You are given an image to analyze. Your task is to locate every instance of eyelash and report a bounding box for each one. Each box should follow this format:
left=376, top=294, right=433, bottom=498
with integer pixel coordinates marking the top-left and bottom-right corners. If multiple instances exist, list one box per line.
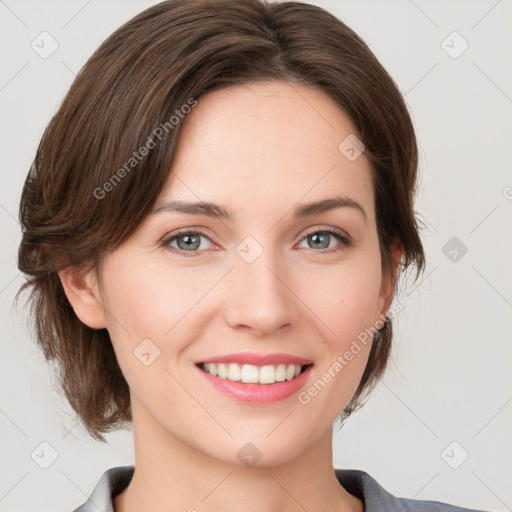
left=161, top=227, right=353, bottom=258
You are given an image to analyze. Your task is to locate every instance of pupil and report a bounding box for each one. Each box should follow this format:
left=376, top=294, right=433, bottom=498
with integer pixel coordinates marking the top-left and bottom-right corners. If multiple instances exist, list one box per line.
left=309, top=233, right=329, bottom=249
left=178, top=234, right=200, bottom=250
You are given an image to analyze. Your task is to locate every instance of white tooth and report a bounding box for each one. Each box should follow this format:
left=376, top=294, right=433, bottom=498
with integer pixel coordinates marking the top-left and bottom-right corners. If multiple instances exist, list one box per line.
left=227, top=363, right=241, bottom=381
left=204, top=362, right=218, bottom=376
left=285, top=364, right=296, bottom=381
left=259, top=365, right=277, bottom=384
left=240, top=364, right=259, bottom=383
left=217, top=363, right=228, bottom=379
left=275, top=364, right=286, bottom=382
left=205, top=362, right=304, bottom=384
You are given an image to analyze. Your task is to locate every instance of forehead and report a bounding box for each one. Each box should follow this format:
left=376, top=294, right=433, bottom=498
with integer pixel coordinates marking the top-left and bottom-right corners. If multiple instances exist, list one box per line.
left=158, top=80, right=374, bottom=220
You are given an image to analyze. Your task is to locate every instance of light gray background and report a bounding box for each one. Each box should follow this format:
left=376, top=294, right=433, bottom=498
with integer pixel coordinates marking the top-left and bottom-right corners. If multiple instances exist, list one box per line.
left=1, top=1, right=511, bottom=511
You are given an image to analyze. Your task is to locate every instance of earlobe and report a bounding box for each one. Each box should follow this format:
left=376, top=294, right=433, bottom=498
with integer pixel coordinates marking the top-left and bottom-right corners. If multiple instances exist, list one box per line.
left=58, top=267, right=107, bottom=329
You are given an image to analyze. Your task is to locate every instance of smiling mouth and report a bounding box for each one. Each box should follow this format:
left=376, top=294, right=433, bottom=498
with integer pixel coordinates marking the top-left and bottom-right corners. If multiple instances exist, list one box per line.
left=197, top=362, right=314, bottom=385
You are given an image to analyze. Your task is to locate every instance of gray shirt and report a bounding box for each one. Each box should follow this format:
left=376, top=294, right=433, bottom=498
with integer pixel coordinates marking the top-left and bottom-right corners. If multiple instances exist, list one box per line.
left=72, top=465, right=490, bottom=512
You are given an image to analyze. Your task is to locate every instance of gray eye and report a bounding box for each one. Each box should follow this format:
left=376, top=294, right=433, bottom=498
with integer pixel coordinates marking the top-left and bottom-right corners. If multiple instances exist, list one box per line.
left=298, top=231, right=341, bottom=250
left=307, top=232, right=331, bottom=249
left=176, top=234, right=201, bottom=251
left=167, top=232, right=213, bottom=252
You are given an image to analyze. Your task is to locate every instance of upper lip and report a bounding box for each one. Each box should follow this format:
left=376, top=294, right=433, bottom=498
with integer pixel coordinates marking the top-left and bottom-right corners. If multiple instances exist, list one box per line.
left=197, top=352, right=314, bottom=366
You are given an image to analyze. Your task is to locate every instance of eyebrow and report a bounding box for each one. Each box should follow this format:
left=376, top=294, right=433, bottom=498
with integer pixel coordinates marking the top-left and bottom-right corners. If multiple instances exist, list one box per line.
left=151, top=195, right=367, bottom=222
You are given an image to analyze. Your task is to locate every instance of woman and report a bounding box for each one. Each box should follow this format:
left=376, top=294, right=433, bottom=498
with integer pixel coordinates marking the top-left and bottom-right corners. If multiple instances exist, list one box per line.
left=16, top=1, right=490, bottom=510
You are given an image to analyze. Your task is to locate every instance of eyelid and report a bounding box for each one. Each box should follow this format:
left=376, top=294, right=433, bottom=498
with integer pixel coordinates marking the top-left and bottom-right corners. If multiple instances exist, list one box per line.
left=160, top=227, right=214, bottom=244
left=298, top=225, right=351, bottom=243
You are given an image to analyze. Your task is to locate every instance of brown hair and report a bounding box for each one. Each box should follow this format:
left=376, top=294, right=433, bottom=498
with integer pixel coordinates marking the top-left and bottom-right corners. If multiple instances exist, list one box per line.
left=16, top=0, right=425, bottom=442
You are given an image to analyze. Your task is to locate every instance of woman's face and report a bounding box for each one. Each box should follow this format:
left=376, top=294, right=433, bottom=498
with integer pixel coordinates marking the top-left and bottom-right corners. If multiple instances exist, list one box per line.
left=89, top=80, right=396, bottom=466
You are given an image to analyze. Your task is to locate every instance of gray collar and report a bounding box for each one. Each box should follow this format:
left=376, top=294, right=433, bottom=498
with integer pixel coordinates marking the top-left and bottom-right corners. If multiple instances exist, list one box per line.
left=73, top=465, right=487, bottom=512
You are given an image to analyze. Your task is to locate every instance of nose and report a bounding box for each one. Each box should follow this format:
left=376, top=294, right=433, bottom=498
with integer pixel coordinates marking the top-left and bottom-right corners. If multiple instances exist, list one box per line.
left=222, top=249, right=299, bottom=336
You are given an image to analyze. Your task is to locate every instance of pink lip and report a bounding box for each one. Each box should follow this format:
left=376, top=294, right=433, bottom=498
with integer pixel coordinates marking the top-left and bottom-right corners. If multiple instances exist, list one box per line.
left=197, top=352, right=313, bottom=366
left=196, top=364, right=314, bottom=403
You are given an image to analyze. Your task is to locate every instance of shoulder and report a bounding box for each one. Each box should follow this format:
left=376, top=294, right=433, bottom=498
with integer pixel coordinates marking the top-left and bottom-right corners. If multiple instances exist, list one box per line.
left=72, top=466, right=134, bottom=512
left=335, top=468, right=491, bottom=512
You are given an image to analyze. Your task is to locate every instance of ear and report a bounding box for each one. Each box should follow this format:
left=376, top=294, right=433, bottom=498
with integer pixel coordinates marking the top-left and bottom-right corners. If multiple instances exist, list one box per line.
left=58, top=266, right=107, bottom=329
left=377, top=239, right=404, bottom=318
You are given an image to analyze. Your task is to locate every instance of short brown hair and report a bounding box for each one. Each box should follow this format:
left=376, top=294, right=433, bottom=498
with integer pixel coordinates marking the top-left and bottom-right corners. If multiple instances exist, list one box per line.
left=16, top=0, right=425, bottom=442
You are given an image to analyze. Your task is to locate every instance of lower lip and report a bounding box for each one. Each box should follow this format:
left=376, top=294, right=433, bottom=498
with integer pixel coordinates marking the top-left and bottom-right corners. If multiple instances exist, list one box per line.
left=196, top=364, right=314, bottom=403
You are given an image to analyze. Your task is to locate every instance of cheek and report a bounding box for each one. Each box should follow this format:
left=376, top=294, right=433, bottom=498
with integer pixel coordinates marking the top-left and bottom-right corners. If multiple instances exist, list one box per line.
left=292, top=251, right=382, bottom=403
left=99, top=254, right=224, bottom=362
left=296, top=253, right=383, bottom=344
left=97, top=258, right=210, bottom=410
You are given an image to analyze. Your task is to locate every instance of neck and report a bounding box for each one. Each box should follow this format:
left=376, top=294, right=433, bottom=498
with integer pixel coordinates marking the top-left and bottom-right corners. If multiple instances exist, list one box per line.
left=114, top=397, right=363, bottom=512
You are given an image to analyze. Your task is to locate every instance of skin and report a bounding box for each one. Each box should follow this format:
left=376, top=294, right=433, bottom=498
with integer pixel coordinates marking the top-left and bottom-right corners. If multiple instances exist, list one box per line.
left=60, top=80, right=403, bottom=512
